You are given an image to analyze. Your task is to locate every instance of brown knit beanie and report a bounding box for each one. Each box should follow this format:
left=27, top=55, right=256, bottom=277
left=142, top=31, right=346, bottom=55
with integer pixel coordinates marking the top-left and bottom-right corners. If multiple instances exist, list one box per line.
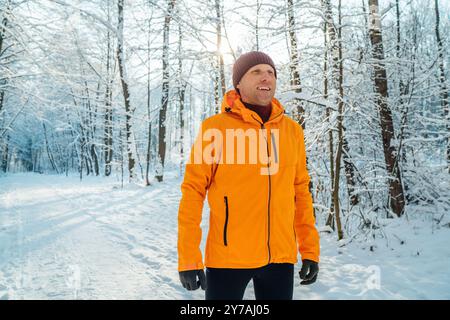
left=232, top=51, right=277, bottom=91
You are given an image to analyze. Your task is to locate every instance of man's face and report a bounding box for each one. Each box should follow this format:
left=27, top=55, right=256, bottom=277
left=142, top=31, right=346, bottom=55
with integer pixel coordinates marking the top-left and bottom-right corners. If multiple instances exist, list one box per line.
left=237, top=64, right=276, bottom=107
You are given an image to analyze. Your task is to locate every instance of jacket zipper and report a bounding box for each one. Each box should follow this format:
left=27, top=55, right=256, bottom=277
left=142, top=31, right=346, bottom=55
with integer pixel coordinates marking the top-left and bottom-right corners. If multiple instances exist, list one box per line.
left=251, top=114, right=274, bottom=264
left=223, top=196, right=229, bottom=246
left=271, top=131, right=278, bottom=163
left=262, top=122, right=272, bottom=264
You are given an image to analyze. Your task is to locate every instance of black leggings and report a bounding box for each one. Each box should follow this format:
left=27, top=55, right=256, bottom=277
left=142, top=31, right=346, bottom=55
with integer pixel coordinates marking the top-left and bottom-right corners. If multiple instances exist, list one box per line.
left=205, top=263, right=294, bottom=300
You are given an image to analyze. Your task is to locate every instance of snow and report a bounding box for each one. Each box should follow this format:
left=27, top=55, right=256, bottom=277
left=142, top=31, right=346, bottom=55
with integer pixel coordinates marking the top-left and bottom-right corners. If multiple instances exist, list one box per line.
left=0, top=172, right=449, bottom=300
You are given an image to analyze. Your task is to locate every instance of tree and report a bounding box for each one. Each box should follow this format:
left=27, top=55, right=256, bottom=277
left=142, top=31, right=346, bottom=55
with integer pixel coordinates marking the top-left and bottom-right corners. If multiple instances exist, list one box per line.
left=156, top=0, right=176, bottom=183
left=286, top=0, right=305, bottom=128
left=367, top=0, right=405, bottom=217
left=213, top=0, right=226, bottom=114
left=321, top=0, right=344, bottom=239
left=434, top=0, right=449, bottom=173
left=0, top=0, right=11, bottom=172
left=117, top=0, right=135, bottom=182
left=104, top=0, right=114, bottom=177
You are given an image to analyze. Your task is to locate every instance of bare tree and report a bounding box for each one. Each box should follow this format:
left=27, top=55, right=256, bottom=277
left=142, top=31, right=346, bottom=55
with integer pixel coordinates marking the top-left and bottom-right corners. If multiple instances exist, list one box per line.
left=156, top=0, right=176, bottom=182
left=1, top=134, right=8, bottom=172
left=145, top=18, right=153, bottom=186
left=368, top=0, right=405, bottom=217
left=104, top=0, right=114, bottom=177
left=286, top=0, right=305, bottom=128
left=117, top=0, right=135, bottom=182
left=255, top=0, right=261, bottom=51
left=213, top=0, right=226, bottom=114
left=323, top=20, right=336, bottom=230
left=0, top=0, right=10, bottom=171
left=321, top=0, right=344, bottom=239
left=176, top=21, right=193, bottom=176
left=337, top=2, right=358, bottom=206
left=434, top=0, right=449, bottom=173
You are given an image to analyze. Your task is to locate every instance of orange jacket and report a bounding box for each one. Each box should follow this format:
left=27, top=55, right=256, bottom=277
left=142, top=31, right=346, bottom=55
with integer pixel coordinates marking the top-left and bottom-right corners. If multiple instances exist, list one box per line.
left=178, top=90, right=319, bottom=271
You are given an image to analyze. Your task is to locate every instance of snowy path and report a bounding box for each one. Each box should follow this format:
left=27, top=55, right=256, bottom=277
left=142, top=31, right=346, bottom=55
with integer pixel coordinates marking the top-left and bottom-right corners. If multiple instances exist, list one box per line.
left=0, top=173, right=190, bottom=299
left=0, top=173, right=449, bottom=299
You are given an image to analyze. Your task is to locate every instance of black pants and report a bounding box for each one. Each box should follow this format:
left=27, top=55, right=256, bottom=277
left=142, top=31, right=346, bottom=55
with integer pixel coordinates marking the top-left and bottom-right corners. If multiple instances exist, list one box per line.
left=205, top=263, right=294, bottom=300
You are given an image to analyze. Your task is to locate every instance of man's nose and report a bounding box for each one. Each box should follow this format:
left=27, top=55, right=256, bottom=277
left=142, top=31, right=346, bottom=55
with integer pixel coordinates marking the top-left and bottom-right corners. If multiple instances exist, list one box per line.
left=260, top=73, right=270, bottom=82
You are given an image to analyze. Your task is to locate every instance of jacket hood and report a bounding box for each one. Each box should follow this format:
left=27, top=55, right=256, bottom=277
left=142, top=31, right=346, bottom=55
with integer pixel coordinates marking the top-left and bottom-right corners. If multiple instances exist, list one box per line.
left=220, top=90, right=285, bottom=124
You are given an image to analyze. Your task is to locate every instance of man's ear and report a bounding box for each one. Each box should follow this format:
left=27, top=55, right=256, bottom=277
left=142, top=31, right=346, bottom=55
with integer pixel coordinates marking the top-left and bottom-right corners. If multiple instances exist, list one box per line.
left=236, top=82, right=241, bottom=90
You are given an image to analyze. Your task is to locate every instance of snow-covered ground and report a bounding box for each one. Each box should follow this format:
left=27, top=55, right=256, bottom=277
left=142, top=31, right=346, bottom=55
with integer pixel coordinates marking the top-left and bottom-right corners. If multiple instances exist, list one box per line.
left=0, top=172, right=449, bottom=300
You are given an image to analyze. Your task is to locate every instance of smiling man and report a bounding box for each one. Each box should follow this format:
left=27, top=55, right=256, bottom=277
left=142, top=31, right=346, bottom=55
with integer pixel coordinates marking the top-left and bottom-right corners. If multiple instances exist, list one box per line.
left=178, top=51, right=320, bottom=300
left=233, top=52, right=277, bottom=122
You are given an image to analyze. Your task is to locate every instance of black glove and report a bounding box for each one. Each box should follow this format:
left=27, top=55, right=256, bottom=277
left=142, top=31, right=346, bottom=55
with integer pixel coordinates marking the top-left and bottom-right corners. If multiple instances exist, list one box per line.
left=179, top=269, right=207, bottom=291
left=299, top=259, right=319, bottom=285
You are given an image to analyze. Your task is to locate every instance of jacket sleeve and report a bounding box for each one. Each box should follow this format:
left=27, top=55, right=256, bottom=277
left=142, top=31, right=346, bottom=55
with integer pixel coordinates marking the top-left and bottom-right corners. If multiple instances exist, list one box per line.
left=177, top=121, right=217, bottom=271
left=294, top=125, right=320, bottom=263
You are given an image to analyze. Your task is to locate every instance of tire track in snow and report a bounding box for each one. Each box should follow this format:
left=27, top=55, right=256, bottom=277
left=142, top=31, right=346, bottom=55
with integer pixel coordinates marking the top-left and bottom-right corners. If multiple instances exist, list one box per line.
left=1, top=176, right=160, bottom=298
left=37, top=176, right=191, bottom=298
left=85, top=182, right=191, bottom=298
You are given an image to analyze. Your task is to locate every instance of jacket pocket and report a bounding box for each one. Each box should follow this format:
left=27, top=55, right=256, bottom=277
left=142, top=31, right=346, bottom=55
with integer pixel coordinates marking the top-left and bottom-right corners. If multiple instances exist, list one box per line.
left=223, top=196, right=229, bottom=246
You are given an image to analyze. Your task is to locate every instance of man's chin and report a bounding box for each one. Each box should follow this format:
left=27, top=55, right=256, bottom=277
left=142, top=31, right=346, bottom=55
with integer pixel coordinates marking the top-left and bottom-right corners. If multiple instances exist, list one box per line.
left=255, top=97, right=273, bottom=106
left=254, top=91, right=272, bottom=101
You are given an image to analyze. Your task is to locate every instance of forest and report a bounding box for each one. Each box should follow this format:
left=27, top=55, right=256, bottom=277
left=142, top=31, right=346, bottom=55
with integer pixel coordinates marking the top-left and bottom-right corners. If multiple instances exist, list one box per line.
left=1, top=0, right=449, bottom=259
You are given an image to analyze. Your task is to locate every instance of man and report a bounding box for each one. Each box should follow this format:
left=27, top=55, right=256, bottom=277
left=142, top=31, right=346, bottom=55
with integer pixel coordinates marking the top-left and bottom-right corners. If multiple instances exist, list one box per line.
left=178, top=51, right=320, bottom=300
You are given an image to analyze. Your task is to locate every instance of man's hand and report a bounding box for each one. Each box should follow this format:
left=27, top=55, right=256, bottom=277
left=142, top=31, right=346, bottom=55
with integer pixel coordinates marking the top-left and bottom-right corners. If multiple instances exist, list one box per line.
left=299, top=259, right=319, bottom=285
left=179, top=269, right=207, bottom=291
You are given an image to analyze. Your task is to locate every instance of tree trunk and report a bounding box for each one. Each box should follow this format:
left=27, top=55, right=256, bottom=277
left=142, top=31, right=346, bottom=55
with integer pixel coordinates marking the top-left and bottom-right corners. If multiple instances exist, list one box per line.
left=434, top=0, right=449, bottom=173
left=104, top=75, right=113, bottom=176
left=323, top=21, right=335, bottom=230
left=85, top=80, right=99, bottom=176
left=117, top=0, right=135, bottom=182
left=214, top=0, right=226, bottom=114
left=156, top=0, right=176, bottom=182
left=395, top=0, right=409, bottom=165
left=119, top=129, right=124, bottom=188
left=0, top=1, right=8, bottom=56
left=104, top=1, right=114, bottom=177
left=322, top=0, right=344, bottom=239
left=145, top=116, right=152, bottom=186
left=368, top=0, right=405, bottom=217
left=395, top=0, right=401, bottom=59
left=81, top=120, right=92, bottom=176
left=287, top=0, right=305, bottom=128
left=0, top=90, right=4, bottom=114
left=1, top=133, right=8, bottom=172
left=145, top=20, right=152, bottom=186
left=51, top=130, right=65, bottom=173
left=42, top=122, right=59, bottom=174
left=255, top=0, right=261, bottom=51
left=336, top=2, right=358, bottom=206
left=0, top=1, right=8, bottom=135
left=178, top=22, right=186, bottom=176
left=80, top=86, right=93, bottom=176
left=342, top=126, right=359, bottom=205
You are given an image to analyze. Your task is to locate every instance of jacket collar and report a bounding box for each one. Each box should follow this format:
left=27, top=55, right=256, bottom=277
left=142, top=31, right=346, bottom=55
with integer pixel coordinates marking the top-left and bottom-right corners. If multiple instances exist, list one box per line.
left=221, top=90, right=285, bottom=125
